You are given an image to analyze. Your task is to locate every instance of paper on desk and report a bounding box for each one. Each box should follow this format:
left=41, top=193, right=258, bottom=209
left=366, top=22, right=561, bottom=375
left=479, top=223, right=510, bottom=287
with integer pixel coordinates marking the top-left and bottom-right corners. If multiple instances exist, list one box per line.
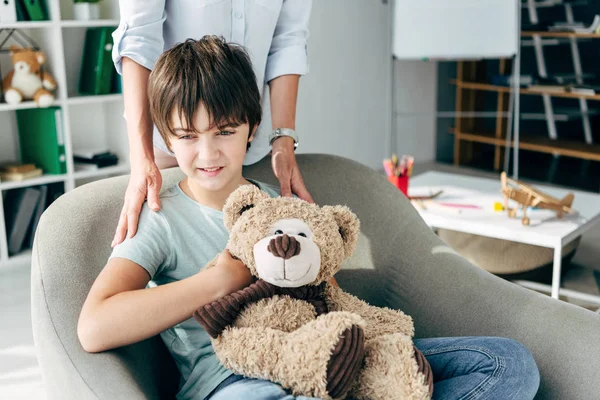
left=408, top=185, right=574, bottom=223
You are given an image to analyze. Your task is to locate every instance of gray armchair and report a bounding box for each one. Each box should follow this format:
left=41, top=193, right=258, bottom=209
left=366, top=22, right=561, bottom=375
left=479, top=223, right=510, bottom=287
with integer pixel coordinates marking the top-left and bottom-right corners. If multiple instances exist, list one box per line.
left=32, top=154, right=600, bottom=399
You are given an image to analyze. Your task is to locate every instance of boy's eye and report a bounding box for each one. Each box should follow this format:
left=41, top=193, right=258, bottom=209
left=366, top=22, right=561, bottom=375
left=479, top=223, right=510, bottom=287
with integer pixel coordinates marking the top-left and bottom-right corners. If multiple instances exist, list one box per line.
left=218, top=130, right=235, bottom=136
left=178, top=135, right=194, bottom=140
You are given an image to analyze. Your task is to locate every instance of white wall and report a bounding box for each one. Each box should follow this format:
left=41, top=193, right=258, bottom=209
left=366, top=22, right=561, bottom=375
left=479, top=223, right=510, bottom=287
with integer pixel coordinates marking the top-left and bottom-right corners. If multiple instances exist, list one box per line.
left=393, top=60, right=438, bottom=163
left=295, top=0, right=392, bottom=171
left=295, top=1, right=438, bottom=170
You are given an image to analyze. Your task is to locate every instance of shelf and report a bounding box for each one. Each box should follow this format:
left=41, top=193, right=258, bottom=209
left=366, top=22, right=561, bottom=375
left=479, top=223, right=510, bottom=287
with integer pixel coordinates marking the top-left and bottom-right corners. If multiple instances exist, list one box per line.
left=1, top=19, right=119, bottom=29
left=450, top=128, right=600, bottom=162
left=0, top=21, right=53, bottom=29
left=521, top=37, right=594, bottom=46
left=0, top=1, right=127, bottom=268
left=0, top=101, right=62, bottom=112
left=452, top=80, right=600, bottom=101
left=0, top=174, right=68, bottom=191
left=67, top=94, right=123, bottom=105
left=60, top=20, right=119, bottom=28
left=521, top=0, right=588, bottom=7
left=0, top=95, right=121, bottom=111
left=522, top=108, right=600, bottom=121
left=522, top=31, right=600, bottom=39
left=73, top=163, right=129, bottom=180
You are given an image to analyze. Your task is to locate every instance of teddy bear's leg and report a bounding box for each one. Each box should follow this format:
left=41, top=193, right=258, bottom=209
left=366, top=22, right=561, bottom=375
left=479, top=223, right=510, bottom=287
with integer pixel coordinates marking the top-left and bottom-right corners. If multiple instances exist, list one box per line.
left=352, top=333, right=431, bottom=400
left=4, top=87, right=23, bottom=105
left=33, top=88, right=54, bottom=108
left=213, top=311, right=365, bottom=400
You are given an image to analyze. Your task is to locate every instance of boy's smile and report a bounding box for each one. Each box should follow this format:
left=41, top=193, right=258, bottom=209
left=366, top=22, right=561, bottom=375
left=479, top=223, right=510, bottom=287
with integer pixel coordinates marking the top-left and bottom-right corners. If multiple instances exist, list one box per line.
left=169, top=103, right=255, bottom=210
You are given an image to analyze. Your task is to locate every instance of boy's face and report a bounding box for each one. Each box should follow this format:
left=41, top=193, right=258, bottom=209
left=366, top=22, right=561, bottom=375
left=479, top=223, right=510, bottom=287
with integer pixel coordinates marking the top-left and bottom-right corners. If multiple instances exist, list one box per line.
left=169, top=103, right=254, bottom=194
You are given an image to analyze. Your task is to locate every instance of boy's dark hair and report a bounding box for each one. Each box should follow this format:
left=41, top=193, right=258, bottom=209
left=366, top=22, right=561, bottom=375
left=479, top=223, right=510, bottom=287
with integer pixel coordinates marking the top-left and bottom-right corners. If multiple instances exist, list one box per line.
left=148, top=36, right=262, bottom=151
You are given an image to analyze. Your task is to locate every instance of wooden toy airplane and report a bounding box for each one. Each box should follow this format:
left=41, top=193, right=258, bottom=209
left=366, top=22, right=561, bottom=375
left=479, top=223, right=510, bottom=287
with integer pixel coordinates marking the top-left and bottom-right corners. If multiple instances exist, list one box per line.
left=500, top=172, right=576, bottom=226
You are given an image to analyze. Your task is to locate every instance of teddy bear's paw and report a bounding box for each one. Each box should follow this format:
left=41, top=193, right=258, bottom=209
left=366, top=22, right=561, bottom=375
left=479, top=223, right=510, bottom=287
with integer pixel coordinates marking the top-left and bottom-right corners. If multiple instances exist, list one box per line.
left=35, top=92, right=54, bottom=108
left=352, top=334, right=431, bottom=400
left=4, top=89, right=22, bottom=104
left=43, top=79, right=56, bottom=90
left=326, top=324, right=365, bottom=399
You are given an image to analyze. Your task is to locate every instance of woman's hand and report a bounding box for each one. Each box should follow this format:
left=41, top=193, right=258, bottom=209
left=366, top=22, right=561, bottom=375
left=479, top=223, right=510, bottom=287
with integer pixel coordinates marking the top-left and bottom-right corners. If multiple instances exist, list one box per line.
left=271, top=137, right=314, bottom=203
left=112, top=157, right=163, bottom=247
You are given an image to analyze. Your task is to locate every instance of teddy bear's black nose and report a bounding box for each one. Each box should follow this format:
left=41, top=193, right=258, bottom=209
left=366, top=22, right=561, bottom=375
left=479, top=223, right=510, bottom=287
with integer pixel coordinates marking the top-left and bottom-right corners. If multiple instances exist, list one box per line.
left=268, top=234, right=301, bottom=260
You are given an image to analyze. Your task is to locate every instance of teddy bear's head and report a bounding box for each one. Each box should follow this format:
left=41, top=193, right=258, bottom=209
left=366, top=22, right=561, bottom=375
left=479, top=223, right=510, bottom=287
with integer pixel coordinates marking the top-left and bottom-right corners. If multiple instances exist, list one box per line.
left=9, top=46, right=46, bottom=76
left=223, top=185, right=360, bottom=288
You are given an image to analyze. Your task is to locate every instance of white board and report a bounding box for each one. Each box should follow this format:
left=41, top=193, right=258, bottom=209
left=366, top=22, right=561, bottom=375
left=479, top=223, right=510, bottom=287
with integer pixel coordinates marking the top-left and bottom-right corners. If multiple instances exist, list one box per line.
left=393, top=0, right=519, bottom=60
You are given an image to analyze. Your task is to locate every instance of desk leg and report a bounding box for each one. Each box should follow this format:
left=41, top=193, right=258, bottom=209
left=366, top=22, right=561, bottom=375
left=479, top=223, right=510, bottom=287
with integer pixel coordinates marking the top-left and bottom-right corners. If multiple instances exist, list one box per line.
left=551, top=246, right=562, bottom=300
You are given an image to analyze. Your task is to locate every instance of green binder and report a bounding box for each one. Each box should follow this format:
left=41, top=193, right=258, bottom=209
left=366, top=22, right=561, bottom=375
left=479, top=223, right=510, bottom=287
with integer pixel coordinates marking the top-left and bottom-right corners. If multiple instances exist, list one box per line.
left=16, top=107, right=67, bottom=175
left=16, top=0, right=29, bottom=21
left=21, top=0, right=48, bottom=21
left=79, top=27, right=116, bottom=95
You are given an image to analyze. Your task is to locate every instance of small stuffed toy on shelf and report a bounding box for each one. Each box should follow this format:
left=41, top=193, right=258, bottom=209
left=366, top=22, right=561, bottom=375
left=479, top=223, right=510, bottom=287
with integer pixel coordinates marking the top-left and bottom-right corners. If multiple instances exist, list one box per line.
left=195, top=185, right=434, bottom=400
left=2, top=45, right=57, bottom=107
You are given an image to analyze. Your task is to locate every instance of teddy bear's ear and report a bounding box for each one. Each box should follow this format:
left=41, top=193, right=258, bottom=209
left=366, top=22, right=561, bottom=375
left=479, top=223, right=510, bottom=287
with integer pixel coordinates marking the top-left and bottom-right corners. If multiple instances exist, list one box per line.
left=9, top=46, right=21, bottom=56
left=35, top=52, right=46, bottom=65
left=322, top=205, right=360, bottom=258
left=223, top=184, right=269, bottom=231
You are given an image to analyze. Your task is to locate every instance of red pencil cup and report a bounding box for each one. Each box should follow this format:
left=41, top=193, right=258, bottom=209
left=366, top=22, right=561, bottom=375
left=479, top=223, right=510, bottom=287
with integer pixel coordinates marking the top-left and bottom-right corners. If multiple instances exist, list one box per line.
left=388, top=175, right=409, bottom=196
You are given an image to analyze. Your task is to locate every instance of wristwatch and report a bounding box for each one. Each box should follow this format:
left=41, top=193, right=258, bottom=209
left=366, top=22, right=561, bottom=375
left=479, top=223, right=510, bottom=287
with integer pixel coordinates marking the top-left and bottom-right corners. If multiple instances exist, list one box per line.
left=269, top=128, right=298, bottom=150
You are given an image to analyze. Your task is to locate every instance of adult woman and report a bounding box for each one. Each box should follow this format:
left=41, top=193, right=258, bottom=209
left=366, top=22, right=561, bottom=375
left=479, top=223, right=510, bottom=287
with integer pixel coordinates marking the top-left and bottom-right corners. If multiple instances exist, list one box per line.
left=111, top=0, right=314, bottom=247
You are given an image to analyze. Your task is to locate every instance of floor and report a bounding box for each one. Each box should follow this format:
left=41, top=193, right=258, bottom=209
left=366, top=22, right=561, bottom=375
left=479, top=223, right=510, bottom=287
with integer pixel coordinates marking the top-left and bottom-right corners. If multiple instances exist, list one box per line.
left=0, top=162, right=598, bottom=399
left=0, top=261, right=45, bottom=400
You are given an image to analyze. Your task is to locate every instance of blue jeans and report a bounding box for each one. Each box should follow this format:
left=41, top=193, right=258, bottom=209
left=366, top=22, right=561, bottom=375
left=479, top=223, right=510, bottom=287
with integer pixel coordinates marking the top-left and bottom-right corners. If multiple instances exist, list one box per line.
left=207, top=336, right=540, bottom=400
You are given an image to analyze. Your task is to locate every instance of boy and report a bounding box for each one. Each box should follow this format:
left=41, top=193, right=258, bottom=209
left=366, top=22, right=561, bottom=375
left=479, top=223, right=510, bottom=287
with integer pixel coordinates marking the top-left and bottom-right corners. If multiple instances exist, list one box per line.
left=78, top=36, right=321, bottom=400
left=78, top=36, right=539, bottom=400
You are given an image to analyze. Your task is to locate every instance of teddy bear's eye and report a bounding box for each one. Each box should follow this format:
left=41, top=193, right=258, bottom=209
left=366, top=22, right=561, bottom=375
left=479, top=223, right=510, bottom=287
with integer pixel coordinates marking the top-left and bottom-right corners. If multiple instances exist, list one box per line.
left=275, top=229, right=284, bottom=235
left=298, top=232, right=307, bottom=238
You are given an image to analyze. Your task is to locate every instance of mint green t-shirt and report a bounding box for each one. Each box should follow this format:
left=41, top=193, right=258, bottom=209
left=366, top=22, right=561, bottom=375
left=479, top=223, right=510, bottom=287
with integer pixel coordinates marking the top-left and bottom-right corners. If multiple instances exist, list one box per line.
left=110, top=180, right=280, bottom=400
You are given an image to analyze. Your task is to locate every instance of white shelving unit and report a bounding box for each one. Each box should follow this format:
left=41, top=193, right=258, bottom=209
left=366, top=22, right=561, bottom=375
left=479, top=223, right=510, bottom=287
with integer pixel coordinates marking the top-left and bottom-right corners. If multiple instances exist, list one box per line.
left=0, top=0, right=129, bottom=268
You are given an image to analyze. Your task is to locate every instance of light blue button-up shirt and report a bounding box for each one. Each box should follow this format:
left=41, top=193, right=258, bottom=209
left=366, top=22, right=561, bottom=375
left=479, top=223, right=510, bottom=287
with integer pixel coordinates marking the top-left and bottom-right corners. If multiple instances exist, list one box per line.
left=112, top=0, right=312, bottom=165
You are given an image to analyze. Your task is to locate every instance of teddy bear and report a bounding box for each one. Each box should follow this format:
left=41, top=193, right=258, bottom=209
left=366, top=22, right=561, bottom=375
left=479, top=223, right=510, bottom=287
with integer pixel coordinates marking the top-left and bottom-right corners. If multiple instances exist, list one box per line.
left=2, top=46, right=56, bottom=107
left=194, top=185, right=433, bottom=400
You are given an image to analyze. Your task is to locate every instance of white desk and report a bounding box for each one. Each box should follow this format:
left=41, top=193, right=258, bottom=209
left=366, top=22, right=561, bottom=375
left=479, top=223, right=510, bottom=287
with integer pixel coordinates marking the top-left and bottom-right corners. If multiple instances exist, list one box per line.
left=409, top=171, right=600, bottom=304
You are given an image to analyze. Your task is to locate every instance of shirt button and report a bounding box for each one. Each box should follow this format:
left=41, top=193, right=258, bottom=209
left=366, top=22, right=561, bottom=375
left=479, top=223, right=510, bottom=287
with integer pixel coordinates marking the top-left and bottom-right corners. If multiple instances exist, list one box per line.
left=234, top=11, right=243, bottom=19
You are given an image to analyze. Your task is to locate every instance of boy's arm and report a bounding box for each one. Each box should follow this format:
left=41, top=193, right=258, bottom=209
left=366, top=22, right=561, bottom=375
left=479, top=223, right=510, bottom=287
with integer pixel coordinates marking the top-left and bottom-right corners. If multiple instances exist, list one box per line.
left=77, top=251, right=251, bottom=353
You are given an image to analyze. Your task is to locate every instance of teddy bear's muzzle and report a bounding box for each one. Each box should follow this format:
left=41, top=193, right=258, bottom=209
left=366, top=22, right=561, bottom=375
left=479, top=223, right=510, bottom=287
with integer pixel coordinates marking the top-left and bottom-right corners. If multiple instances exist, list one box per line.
left=267, top=234, right=301, bottom=260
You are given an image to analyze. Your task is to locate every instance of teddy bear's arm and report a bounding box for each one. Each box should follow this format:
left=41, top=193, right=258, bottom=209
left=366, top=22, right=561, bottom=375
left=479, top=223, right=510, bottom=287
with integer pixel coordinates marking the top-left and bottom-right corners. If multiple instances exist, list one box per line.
left=194, top=280, right=276, bottom=338
left=325, top=283, right=414, bottom=339
left=41, top=72, right=56, bottom=90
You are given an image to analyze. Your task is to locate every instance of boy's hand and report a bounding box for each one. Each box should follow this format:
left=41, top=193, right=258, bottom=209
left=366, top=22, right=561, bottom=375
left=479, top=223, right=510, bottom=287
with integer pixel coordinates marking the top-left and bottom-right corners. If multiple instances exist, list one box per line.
left=214, top=250, right=254, bottom=294
left=271, top=137, right=314, bottom=203
left=112, top=159, right=162, bottom=247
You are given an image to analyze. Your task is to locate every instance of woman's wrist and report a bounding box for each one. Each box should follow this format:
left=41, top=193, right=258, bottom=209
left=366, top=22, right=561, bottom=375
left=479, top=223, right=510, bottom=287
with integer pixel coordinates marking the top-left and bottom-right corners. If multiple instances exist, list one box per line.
left=128, top=132, right=156, bottom=163
left=270, top=136, right=296, bottom=153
